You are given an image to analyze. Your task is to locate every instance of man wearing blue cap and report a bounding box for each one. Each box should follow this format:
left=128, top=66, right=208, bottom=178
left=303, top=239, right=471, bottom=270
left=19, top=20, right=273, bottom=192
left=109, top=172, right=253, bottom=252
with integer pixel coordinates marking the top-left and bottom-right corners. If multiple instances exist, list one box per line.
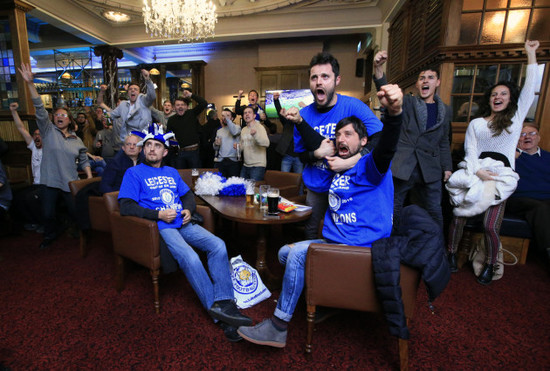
left=118, top=124, right=252, bottom=341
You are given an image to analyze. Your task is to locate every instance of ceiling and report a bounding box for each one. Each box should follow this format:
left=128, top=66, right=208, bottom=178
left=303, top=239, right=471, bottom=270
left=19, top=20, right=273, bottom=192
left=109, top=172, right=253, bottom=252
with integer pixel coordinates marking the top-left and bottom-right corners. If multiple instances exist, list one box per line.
left=21, top=0, right=404, bottom=69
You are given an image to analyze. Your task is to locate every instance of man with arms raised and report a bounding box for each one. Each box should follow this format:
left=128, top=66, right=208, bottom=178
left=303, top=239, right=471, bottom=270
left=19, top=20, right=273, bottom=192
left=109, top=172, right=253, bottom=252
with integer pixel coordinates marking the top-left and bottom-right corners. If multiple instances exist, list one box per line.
left=239, top=106, right=270, bottom=180
left=98, top=69, right=156, bottom=142
left=237, top=84, right=403, bottom=347
left=295, top=52, right=383, bottom=239
left=118, top=126, right=251, bottom=341
left=167, top=90, right=208, bottom=169
left=373, top=51, right=452, bottom=231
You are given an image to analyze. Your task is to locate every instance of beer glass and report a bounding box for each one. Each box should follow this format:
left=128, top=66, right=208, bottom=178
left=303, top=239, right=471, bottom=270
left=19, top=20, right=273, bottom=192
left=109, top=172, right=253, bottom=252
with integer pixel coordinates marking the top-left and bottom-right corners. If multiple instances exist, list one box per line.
left=267, top=187, right=280, bottom=214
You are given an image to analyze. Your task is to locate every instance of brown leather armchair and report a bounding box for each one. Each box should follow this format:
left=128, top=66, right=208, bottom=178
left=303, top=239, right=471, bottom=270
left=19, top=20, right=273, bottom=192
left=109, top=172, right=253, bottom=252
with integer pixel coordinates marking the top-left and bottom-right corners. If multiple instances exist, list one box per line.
left=103, top=191, right=215, bottom=314
left=69, top=177, right=110, bottom=257
left=262, top=170, right=303, bottom=200
left=305, top=243, right=420, bottom=371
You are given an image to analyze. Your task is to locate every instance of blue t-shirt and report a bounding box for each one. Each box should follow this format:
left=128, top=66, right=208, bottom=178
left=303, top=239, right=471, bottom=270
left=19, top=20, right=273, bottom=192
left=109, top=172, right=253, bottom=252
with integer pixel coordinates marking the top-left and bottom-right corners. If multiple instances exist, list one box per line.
left=118, top=163, right=190, bottom=230
left=322, top=154, right=394, bottom=247
left=295, top=94, right=383, bottom=192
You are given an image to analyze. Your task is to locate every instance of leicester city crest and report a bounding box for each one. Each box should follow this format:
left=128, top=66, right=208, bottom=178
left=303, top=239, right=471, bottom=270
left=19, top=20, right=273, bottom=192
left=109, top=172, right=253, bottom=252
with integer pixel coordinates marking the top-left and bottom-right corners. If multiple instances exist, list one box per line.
left=159, top=188, right=176, bottom=206
left=232, top=265, right=258, bottom=294
left=328, top=190, right=341, bottom=212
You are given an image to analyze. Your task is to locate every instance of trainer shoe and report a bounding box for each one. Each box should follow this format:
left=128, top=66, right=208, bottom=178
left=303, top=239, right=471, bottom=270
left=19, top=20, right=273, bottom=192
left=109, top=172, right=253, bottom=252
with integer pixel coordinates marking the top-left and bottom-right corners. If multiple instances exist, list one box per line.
left=208, top=300, right=253, bottom=327
left=237, top=319, right=287, bottom=348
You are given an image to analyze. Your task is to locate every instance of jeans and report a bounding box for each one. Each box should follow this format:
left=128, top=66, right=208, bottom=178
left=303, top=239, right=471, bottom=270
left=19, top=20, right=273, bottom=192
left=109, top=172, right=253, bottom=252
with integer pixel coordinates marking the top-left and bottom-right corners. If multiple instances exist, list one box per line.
left=159, top=223, right=234, bottom=310
left=281, top=155, right=303, bottom=173
left=78, top=159, right=107, bottom=176
left=240, top=166, right=266, bottom=181
left=393, top=165, right=444, bottom=233
left=274, top=239, right=326, bottom=322
left=176, top=149, right=201, bottom=169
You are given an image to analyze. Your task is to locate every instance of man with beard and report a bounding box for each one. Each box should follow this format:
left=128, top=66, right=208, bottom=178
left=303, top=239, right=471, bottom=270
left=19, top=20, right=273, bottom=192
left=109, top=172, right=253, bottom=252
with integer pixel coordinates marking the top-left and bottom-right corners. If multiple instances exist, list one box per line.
left=98, top=69, right=156, bottom=142
left=9, top=102, right=43, bottom=231
left=118, top=125, right=252, bottom=342
left=294, top=52, right=383, bottom=239
left=237, top=84, right=403, bottom=347
left=373, top=51, right=452, bottom=232
left=507, top=124, right=550, bottom=265
left=167, top=90, right=208, bottom=169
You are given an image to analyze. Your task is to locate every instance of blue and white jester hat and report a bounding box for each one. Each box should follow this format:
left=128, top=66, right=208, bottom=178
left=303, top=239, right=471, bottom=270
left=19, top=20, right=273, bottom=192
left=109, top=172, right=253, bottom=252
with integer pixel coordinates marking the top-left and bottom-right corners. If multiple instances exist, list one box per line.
left=132, top=123, right=177, bottom=148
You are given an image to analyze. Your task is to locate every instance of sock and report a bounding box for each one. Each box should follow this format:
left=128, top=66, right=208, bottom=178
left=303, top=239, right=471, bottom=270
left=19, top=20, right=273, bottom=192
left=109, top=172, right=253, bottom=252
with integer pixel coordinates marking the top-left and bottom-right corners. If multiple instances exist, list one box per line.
left=270, top=315, right=288, bottom=331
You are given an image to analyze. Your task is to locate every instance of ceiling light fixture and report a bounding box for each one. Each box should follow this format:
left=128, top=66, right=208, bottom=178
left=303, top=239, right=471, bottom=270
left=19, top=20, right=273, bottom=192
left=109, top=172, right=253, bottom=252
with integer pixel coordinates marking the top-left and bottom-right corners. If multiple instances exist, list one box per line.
left=103, top=10, right=131, bottom=23
left=150, top=68, right=160, bottom=75
left=61, top=71, right=72, bottom=79
left=142, top=0, right=217, bottom=42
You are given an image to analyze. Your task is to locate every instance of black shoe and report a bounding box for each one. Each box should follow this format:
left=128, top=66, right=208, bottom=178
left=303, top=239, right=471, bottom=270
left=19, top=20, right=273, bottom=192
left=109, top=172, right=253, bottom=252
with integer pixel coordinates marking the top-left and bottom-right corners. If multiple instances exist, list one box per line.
left=218, top=322, right=242, bottom=342
left=39, top=238, right=54, bottom=250
left=449, top=253, right=458, bottom=273
left=208, top=300, right=253, bottom=327
left=477, top=264, right=494, bottom=285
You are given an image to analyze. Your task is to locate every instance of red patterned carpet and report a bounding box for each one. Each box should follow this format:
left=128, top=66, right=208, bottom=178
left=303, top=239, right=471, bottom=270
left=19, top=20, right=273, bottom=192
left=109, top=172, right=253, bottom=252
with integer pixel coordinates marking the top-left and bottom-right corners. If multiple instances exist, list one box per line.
left=1, top=229, right=549, bottom=370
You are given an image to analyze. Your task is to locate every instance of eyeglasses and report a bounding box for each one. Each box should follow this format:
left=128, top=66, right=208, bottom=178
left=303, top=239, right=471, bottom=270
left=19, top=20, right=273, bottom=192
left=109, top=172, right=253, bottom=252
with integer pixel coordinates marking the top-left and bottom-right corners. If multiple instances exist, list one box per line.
left=520, top=131, right=538, bottom=137
left=54, top=113, right=69, bottom=118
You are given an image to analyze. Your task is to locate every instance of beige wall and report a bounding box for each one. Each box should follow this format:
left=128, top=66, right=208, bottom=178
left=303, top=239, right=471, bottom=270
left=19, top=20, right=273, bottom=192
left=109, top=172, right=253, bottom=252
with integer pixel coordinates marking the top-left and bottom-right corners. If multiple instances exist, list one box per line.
left=203, top=36, right=367, bottom=114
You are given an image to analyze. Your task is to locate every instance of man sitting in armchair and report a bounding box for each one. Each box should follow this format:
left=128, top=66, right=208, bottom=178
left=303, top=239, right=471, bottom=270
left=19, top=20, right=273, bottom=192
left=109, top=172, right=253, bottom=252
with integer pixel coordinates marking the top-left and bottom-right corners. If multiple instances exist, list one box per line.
left=507, top=123, right=550, bottom=265
left=118, top=125, right=252, bottom=342
left=237, top=84, right=404, bottom=347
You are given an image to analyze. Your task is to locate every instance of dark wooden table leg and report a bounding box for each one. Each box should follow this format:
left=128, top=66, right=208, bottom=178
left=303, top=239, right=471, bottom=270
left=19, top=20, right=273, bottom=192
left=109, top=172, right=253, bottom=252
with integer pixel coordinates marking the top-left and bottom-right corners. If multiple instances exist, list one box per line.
left=255, top=224, right=282, bottom=290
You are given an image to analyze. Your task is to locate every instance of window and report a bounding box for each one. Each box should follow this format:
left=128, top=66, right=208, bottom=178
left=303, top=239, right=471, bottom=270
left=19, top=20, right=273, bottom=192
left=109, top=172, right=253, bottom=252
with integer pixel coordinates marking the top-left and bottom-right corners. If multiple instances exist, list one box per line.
left=451, top=63, right=545, bottom=123
left=459, top=0, right=550, bottom=45
left=0, top=18, right=18, bottom=110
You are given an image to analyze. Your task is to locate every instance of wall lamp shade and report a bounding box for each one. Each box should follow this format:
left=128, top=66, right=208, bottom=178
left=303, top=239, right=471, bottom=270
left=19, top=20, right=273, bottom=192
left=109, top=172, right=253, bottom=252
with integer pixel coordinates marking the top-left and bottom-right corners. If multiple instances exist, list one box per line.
left=150, top=68, right=160, bottom=75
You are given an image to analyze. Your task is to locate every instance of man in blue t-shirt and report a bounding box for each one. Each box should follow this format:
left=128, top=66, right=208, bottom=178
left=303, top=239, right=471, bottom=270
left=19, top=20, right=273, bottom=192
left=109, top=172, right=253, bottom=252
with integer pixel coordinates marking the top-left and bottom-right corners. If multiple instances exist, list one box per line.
left=237, top=84, right=403, bottom=348
left=292, top=52, right=383, bottom=239
left=118, top=127, right=252, bottom=342
left=507, top=124, right=550, bottom=264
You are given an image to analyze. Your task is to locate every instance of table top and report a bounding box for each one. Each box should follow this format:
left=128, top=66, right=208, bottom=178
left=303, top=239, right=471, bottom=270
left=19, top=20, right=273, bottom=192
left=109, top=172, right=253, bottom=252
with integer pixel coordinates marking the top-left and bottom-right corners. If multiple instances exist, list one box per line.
left=199, top=195, right=312, bottom=225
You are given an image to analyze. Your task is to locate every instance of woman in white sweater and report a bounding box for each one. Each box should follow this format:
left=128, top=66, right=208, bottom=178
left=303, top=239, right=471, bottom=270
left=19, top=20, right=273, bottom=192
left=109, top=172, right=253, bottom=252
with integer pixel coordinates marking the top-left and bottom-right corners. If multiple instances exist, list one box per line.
left=447, top=40, right=540, bottom=285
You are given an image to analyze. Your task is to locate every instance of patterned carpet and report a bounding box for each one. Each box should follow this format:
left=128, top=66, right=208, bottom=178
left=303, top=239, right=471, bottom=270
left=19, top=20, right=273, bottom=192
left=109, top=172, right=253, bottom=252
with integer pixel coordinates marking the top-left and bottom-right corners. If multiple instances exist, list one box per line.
left=1, top=229, right=549, bottom=370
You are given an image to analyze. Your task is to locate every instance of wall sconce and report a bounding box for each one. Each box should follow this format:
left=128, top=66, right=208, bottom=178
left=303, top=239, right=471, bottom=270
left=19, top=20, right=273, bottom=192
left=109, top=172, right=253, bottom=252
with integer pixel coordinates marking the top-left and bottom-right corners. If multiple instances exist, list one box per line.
left=150, top=68, right=160, bottom=75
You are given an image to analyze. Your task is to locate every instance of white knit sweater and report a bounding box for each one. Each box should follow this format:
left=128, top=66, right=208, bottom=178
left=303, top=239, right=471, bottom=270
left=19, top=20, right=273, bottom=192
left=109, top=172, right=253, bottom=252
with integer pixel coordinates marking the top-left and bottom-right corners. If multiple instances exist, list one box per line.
left=464, top=63, right=539, bottom=174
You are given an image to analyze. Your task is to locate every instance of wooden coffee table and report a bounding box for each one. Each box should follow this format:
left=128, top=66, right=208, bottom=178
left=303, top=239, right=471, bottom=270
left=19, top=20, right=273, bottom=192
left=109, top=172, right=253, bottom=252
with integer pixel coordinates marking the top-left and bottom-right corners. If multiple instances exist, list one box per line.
left=199, top=195, right=312, bottom=289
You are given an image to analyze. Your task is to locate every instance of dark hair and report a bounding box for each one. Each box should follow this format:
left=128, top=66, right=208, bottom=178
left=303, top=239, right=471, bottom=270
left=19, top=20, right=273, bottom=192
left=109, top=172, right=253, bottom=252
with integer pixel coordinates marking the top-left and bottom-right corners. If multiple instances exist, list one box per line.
left=163, top=99, right=172, bottom=105
left=174, top=96, right=191, bottom=105
left=309, top=52, right=340, bottom=77
left=54, top=107, right=76, bottom=131
left=128, top=81, right=140, bottom=90
left=248, top=90, right=259, bottom=97
left=419, top=66, right=440, bottom=79
left=207, top=110, right=217, bottom=120
left=335, top=116, right=367, bottom=139
left=243, top=106, right=255, bottom=114
left=223, top=108, right=236, bottom=120
left=477, top=80, right=520, bottom=136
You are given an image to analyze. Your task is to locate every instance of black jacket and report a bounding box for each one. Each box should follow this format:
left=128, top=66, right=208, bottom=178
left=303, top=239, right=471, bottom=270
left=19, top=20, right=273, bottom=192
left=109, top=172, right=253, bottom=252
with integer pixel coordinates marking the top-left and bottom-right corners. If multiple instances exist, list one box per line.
left=372, top=205, right=450, bottom=339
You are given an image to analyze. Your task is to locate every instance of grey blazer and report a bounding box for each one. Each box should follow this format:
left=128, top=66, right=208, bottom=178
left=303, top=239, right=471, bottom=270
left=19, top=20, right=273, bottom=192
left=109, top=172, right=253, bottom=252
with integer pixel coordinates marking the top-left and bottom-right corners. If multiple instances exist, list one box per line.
left=374, top=74, right=452, bottom=184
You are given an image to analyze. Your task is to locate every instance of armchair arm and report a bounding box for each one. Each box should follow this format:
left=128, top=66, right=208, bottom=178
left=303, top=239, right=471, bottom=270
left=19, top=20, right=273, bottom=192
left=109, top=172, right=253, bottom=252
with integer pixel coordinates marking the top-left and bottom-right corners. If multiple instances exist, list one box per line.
left=109, top=210, right=161, bottom=270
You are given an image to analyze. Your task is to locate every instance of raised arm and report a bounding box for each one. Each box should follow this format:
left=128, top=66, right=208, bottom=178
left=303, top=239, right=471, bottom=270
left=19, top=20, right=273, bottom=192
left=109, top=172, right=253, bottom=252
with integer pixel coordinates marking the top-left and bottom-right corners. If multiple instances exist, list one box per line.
left=10, top=102, right=32, bottom=145
left=371, top=84, right=403, bottom=174
left=141, top=69, right=156, bottom=108
left=18, top=63, right=50, bottom=134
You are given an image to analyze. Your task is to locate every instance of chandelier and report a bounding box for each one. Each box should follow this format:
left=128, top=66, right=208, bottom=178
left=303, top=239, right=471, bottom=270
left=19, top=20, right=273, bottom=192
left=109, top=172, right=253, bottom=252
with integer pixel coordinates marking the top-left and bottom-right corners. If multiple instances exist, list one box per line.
left=142, top=0, right=218, bottom=42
